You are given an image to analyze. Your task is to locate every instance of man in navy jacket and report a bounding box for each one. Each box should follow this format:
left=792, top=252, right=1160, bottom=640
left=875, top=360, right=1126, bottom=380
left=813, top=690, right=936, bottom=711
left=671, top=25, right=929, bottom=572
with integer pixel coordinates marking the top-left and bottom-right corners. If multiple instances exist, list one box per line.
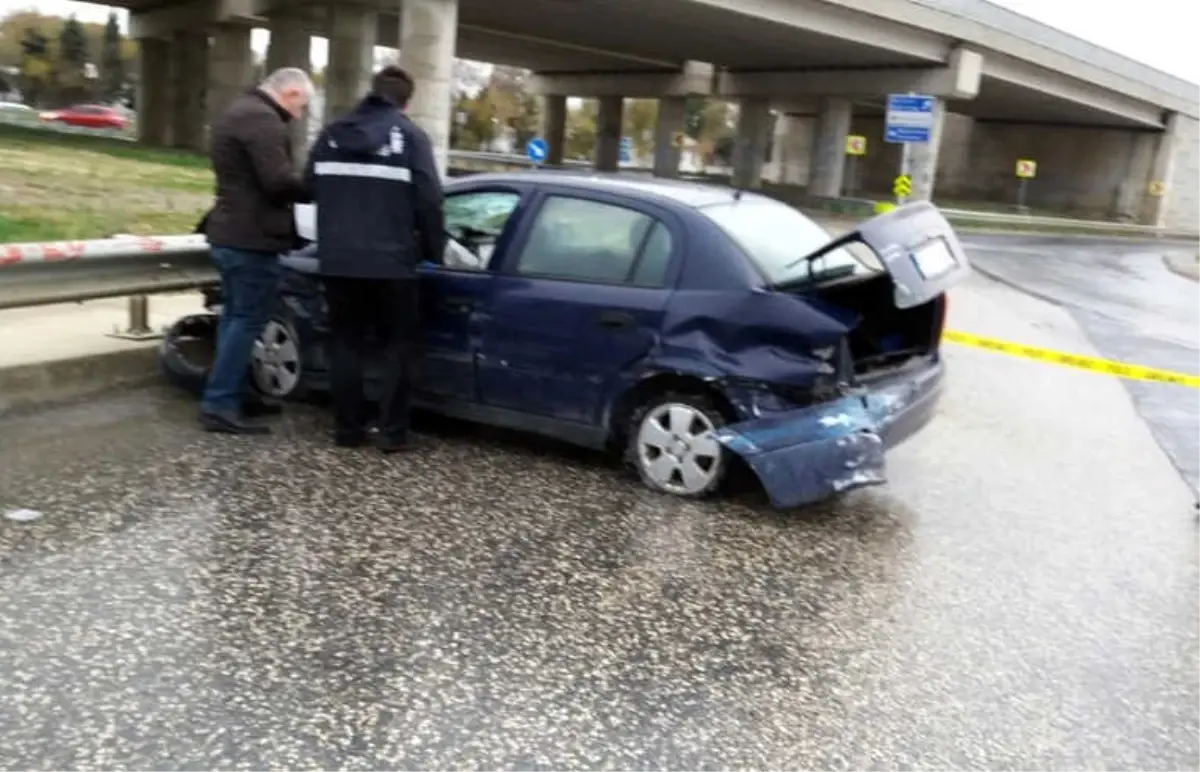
left=303, top=65, right=445, bottom=451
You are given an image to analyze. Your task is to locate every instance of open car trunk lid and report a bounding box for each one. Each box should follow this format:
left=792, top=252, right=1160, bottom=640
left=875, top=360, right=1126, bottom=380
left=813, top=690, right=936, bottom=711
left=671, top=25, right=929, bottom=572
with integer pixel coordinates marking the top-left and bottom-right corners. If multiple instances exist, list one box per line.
left=775, top=201, right=971, bottom=309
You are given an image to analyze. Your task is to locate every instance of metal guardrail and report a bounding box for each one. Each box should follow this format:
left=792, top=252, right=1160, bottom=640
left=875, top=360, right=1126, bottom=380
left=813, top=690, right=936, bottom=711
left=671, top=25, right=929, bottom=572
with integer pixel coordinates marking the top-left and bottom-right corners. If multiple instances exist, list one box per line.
left=0, top=234, right=215, bottom=312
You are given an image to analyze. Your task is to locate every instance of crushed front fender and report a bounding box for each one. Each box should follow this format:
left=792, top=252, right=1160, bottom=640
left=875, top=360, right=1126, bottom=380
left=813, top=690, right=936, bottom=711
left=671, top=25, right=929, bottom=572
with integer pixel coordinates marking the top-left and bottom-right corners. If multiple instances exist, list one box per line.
left=713, top=396, right=886, bottom=509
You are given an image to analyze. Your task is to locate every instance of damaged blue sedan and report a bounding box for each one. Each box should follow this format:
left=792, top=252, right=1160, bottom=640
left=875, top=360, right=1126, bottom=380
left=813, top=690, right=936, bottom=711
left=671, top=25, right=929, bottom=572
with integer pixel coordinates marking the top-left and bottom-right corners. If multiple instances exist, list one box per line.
left=163, top=171, right=970, bottom=508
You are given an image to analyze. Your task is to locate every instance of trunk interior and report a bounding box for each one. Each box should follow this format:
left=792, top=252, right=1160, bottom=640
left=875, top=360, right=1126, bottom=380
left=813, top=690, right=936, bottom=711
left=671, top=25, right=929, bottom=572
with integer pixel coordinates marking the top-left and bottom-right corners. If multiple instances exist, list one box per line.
left=800, top=273, right=944, bottom=381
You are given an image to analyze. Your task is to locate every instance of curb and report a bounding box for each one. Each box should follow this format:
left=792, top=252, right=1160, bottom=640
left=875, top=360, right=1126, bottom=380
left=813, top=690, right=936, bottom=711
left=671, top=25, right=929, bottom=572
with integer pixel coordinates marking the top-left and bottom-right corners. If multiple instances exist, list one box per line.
left=1163, top=252, right=1200, bottom=282
left=0, top=345, right=162, bottom=417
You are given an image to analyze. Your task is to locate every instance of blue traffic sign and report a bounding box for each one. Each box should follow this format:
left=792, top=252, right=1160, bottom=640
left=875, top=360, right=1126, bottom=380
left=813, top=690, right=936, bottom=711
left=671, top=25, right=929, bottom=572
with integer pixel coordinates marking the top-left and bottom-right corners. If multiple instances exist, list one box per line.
left=619, top=136, right=633, bottom=163
left=526, top=137, right=548, bottom=164
left=884, top=93, right=935, bottom=144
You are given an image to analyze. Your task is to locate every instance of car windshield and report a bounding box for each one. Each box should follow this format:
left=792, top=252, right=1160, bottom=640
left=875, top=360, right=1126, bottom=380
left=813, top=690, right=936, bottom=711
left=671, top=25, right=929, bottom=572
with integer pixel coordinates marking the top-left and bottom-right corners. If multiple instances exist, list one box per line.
left=699, top=196, right=883, bottom=285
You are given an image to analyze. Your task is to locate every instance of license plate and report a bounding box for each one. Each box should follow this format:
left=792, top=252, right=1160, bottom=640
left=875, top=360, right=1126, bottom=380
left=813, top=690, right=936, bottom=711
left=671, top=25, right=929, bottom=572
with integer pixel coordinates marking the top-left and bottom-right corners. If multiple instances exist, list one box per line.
left=910, top=238, right=957, bottom=279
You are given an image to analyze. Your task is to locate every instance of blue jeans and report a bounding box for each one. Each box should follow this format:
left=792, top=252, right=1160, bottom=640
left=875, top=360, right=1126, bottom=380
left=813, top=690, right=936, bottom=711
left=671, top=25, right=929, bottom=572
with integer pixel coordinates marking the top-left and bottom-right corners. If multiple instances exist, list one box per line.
left=201, top=246, right=281, bottom=414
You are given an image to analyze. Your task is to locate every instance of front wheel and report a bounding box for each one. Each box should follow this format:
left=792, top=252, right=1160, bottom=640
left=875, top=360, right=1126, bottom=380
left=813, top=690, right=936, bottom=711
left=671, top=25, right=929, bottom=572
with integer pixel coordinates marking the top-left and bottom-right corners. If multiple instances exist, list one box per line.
left=250, top=317, right=306, bottom=400
left=626, top=392, right=730, bottom=498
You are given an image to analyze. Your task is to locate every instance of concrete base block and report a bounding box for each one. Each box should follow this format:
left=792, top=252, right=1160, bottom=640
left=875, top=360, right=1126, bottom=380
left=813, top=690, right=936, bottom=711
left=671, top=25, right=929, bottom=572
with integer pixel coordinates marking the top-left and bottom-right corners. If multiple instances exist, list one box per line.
left=0, top=347, right=162, bottom=417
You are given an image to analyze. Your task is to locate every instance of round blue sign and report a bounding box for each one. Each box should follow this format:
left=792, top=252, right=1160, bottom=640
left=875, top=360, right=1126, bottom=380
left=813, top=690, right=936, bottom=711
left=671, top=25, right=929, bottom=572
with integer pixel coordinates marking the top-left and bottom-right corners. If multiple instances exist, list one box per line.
left=526, top=137, right=548, bottom=164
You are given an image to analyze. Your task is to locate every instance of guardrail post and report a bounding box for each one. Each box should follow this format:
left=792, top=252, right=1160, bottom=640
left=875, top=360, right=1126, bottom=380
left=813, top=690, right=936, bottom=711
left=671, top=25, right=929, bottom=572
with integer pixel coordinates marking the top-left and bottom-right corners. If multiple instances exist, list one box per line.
left=106, top=294, right=162, bottom=341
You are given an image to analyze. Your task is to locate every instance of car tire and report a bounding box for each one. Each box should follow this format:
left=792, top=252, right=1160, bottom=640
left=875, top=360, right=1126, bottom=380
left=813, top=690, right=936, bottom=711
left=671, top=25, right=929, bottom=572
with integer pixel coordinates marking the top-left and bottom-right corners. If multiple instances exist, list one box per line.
left=159, top=313, right=219, bottom=398
left=625, top=391, right=731, bottom=499
left=249, top=315, right=308, bottom=401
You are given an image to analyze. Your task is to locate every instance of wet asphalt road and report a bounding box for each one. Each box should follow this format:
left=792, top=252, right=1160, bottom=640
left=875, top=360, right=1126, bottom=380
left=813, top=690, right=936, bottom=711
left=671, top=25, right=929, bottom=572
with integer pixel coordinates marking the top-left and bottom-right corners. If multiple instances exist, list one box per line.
left=1, top=266, right=1198, bottom=770
left=962, top=235, right=1200, bottom=497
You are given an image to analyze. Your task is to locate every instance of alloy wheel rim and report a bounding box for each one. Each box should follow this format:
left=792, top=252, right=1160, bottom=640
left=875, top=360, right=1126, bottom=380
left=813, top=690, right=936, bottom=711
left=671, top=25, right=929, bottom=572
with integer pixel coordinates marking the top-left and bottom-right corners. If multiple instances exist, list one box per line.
left=637, top=403, right=722, bottom=494
left=251, top=321, right=301, bottom=397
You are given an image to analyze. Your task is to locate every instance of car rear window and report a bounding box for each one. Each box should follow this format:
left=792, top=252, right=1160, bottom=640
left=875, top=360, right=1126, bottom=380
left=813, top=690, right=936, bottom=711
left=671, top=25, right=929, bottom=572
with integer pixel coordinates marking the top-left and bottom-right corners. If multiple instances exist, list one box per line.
left=699, top=196, right=882, bottom=285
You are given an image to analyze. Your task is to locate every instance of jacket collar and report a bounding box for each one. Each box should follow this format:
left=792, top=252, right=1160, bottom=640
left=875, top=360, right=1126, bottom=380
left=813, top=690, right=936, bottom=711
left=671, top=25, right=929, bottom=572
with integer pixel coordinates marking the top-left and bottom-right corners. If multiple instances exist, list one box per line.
left=249, top=87, right=293, bottom=123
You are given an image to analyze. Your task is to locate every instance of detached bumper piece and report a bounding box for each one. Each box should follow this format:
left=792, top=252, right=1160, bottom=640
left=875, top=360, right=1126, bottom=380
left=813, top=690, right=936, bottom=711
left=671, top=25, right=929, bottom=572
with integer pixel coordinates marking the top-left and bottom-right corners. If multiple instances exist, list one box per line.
left=714, top=397, right=886, bottom=509
left=714, top=361, right=945, bottom=509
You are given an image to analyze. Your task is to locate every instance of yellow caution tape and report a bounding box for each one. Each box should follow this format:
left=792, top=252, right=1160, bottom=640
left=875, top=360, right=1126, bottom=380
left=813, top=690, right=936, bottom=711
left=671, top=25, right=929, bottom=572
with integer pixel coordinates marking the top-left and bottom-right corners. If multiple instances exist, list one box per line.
left=943, top=329, right=1200, bottom=389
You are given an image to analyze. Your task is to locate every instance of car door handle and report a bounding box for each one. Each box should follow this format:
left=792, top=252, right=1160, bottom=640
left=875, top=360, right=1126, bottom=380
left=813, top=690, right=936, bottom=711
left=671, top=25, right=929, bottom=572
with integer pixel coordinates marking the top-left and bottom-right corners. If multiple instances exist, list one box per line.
left=597, top=310, right=635, bottom=329
left=441, top=295, right=472, bottom=312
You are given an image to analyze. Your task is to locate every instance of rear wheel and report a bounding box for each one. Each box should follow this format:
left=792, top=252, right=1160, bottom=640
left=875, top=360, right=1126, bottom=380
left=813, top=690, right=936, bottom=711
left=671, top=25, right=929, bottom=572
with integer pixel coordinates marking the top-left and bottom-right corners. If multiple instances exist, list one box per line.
left=626, top=392, right=729, bottom=498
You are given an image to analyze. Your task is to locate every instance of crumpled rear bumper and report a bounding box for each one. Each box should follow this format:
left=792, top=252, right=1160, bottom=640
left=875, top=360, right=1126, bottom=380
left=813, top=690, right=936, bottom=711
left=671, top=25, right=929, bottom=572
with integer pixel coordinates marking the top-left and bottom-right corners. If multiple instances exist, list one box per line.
left=714, top=360, right=944, bottom=509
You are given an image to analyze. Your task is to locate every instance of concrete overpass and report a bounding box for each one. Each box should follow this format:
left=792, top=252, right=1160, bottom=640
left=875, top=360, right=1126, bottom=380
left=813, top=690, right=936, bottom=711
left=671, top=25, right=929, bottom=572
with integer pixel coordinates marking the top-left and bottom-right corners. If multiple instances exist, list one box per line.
left=94, top=0, right=1199, bottom=230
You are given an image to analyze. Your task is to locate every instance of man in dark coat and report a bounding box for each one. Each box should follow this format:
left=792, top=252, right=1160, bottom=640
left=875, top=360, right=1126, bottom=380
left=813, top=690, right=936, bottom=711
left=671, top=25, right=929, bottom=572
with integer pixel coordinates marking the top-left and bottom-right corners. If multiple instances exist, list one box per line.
left=199, top=67, right=313, bottom=434
left=303, top=65, right=445, bottom=452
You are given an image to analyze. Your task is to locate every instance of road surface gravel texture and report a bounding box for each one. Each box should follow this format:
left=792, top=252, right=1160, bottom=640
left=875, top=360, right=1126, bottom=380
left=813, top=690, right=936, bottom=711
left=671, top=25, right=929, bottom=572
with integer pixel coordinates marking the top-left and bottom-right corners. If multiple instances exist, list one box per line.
left=1, top=249, right=1197, bottom=770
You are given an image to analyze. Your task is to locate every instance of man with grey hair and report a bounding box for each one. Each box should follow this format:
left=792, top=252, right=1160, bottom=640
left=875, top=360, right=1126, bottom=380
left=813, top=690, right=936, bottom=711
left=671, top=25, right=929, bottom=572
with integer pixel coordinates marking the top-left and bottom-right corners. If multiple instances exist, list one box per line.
left=197, top=67, right=314, bottom=434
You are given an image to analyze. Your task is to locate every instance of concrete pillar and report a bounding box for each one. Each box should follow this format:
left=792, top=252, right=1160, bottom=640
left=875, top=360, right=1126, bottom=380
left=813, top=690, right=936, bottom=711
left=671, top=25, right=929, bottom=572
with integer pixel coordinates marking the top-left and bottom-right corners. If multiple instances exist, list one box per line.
left=767, top=114, right=814, bottom=187
left=1141, top=114, right=1190, bottom=227
left=1112, top=132, right=1158, bottom=220
left=207, top=25, right=253, bottom=137
left=266, top=11, right=313, bottom=164
left=906, top=97, right=947, bottom=202
left=934, top=112, right=974, bottom=199
left=399, top=0, right=458, bottom=178
left=652, top=97, right=686, bottom=178
left=731, top=97, right=771, bottom=189
left=170, top=31, right=208, bottom=151
left=809, top=97, right=852, bottom=198
left=542, top=94, right=566, bottom=166
left=325, top=3, right=375, bottom=123
left=594, top=96, right=623, bottom=172
left=136, top=38, right=170, bottom=147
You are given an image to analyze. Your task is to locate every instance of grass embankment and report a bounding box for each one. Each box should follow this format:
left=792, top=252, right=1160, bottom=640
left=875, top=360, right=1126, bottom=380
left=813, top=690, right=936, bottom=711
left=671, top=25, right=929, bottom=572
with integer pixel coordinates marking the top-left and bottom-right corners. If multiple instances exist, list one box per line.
left=0, top=123, right=213, bottom=242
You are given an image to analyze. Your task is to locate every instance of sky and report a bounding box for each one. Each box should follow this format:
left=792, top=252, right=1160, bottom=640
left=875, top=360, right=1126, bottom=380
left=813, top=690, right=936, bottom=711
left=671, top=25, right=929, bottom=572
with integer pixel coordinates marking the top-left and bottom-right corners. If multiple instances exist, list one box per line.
left=4, top=0, right=1198, bottom=86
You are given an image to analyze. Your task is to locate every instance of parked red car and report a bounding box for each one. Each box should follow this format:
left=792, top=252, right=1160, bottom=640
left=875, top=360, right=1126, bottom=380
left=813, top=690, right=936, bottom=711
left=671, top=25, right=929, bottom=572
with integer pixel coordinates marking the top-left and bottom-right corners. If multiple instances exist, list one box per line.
left=39, top=104, right=127, bottom=130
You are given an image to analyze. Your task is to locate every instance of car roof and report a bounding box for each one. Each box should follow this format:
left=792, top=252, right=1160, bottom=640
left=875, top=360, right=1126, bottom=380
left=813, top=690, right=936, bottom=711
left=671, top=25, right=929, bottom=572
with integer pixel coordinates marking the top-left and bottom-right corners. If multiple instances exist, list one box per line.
left=453, top=170, right=748, bottom=210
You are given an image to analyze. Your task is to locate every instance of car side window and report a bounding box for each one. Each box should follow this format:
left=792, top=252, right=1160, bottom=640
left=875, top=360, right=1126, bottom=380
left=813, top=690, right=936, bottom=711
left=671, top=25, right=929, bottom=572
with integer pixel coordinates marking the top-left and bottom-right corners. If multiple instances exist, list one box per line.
left=515, top=196, right=662, bottom=285
left=628, top=222, right=673, bottom=288
left=442, top=190, right=521, bottom=271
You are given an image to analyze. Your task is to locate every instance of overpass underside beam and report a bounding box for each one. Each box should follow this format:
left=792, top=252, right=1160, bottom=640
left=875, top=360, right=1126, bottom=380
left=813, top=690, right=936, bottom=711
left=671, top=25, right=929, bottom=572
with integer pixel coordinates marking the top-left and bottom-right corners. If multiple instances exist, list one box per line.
left=719, top=49, right=983, bottom=101
left=130, top=0, right=262, bottom=39
left=526, top=62, right=715, bottom=99
left=982, top=55, right=1166, bottom=128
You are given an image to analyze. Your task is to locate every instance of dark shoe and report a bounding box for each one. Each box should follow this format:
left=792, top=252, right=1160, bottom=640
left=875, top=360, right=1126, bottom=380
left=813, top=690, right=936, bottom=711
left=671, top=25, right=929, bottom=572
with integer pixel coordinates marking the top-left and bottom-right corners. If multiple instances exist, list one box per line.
left=377, top=435, right=416, bottom=454
left=334, top=429, right=368, bottom=448
left=200, top=409, right=271, bottom=435
left=243, top=396, right=283, bottom=418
